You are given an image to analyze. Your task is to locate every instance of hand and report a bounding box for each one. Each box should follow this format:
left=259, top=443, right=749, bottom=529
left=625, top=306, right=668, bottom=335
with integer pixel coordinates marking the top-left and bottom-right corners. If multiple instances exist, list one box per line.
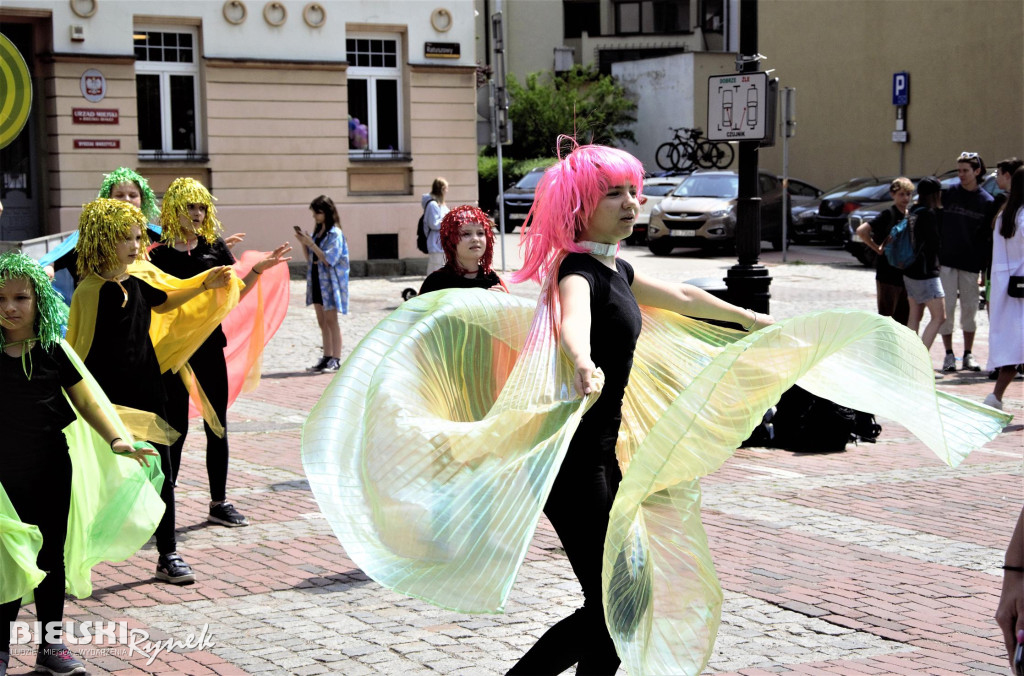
left=573, top=358, right=604, bottom=397
left=294, top=231, right=313, bottom=247
left=202, top=266, right=233, bottom=290
left=255, top=243, right=293, bottom=274
left=751, top=312, right=775, bottom=331
left=113, top=440, right=159, bottom=467
left=43, top=265, right=55, bottom=281
left=224, top=233, right=246, bottom=249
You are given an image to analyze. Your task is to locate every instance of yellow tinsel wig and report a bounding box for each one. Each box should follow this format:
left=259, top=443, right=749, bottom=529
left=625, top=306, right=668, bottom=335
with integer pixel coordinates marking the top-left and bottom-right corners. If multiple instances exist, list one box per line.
left=160, top=177, right=222, bottom=246
left=76, top=198, right=150, bottom=280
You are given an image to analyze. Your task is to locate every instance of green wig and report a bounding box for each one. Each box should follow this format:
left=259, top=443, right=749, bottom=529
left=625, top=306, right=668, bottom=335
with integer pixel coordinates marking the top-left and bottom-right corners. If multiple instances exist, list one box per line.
left=160, top=177, right=222, bottom=246
left=76, top=198, right=150, bottom=280
left=97, top=167, right=160, bottom=223
left=0, top=251, right=69, bottom=350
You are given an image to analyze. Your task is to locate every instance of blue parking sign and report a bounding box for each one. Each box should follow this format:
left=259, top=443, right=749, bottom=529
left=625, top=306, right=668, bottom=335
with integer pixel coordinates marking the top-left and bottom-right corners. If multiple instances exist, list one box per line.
left=892, top=72, right=909, bottom=106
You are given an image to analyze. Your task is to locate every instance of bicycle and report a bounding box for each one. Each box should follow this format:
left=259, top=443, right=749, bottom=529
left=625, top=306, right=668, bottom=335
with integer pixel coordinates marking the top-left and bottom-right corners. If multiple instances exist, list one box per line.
left=655, top=127, right=734, bottom=172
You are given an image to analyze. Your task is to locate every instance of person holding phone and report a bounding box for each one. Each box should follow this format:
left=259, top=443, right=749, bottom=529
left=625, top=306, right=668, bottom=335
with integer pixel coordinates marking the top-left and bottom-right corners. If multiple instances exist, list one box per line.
left=294, top=195, right=349, bottom=373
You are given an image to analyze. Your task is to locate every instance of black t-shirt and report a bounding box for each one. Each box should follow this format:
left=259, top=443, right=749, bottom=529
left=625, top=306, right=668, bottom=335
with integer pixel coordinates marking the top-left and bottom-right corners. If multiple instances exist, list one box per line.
left=0, top=342, right=82, bottom=470
left=903, top=207, right=942, bottom=280
left=419, top=266, right=504, bottom=295
left=149, top=237, right=235, bottom=348
left=869, top=206, right=907, bottom=287
left=83, top=276, right=168, bottom=412
left=557, top=253, right=642, bottom=438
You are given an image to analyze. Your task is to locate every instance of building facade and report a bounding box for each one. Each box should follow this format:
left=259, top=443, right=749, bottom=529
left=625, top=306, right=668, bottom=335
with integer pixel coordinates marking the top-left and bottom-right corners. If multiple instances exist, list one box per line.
left=0, top=0, right=479, bottom=264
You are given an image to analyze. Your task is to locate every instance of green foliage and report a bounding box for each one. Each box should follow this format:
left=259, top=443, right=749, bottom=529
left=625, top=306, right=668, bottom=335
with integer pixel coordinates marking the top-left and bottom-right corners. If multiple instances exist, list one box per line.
left=477, top=155, right=556, bottom=214
left=500, top=65, right=637, bottom=160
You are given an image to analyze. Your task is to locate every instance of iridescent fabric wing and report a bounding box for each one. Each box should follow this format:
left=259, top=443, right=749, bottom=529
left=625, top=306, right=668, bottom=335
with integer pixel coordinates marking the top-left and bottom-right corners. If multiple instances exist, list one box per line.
left=303, top=289, right=593, bottom=612
left=0, top=487, right=45, bottom=605
left=604, top=309, right=1011, bottom=675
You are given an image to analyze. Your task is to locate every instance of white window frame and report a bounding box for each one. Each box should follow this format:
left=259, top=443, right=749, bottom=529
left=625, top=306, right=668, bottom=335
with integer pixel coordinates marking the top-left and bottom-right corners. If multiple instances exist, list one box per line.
left=346, top=33, right=405, bottom=159
left=134, top=25, right=203, bottom=160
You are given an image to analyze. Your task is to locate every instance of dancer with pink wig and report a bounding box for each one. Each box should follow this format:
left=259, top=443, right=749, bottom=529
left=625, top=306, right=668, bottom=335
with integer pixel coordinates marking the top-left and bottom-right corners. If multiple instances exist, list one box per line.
left=505, top=141, right=773, bottom=675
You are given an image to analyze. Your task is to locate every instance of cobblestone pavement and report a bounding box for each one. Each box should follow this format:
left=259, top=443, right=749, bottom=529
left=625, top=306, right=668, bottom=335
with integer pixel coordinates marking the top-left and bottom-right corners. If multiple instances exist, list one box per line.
left=7, top=242, right=1022, bottom=675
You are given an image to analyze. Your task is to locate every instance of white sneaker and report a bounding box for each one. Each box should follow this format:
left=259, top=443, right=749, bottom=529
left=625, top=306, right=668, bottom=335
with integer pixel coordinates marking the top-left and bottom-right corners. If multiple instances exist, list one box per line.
left=962, top=353, right=981, bottom=372
left=942, top=353, right=957, bottom=372
left=983, top=393, right=1003, bottom=410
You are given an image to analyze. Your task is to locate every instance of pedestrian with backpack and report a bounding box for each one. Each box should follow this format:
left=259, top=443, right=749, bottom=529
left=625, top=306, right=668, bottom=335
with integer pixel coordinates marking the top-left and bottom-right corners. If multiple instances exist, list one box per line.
left=855, top=177, right=914, bottom=326
left=899, top=177, right=946, bottom=358
left=422, top=178, right=450, bottom=275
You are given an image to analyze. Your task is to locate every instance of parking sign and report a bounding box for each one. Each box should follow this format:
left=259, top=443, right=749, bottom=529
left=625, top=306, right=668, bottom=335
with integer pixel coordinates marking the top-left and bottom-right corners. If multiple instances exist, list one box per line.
left=892, top=72, right=909, bottom=106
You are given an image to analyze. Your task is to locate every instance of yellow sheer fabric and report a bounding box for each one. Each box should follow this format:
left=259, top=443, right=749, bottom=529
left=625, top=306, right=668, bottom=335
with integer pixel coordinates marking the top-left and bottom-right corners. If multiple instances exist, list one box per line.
left=302, top=290, right=1010, bottom=675
left=0, top=341, right=165, bottom=605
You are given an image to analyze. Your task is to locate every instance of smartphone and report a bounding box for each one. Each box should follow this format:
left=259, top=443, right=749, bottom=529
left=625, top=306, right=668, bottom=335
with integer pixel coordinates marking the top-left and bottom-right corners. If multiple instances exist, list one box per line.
left=293, top=225, right=303, bottom=233
left=1015, top=641, right=1024, bottom=676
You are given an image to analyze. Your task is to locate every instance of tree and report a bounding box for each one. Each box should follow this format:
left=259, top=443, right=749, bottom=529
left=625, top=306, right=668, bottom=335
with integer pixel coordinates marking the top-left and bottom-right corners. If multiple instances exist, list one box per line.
left=501, top=65, right=637, bottom=160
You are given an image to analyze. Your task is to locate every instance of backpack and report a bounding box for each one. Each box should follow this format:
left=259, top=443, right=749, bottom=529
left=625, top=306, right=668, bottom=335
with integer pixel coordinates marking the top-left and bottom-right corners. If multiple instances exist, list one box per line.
left=883, top=206, right=922, bottom=270
left=416, top=199, right=434, bottom=254
left=742, top=385, right=881, bottom=453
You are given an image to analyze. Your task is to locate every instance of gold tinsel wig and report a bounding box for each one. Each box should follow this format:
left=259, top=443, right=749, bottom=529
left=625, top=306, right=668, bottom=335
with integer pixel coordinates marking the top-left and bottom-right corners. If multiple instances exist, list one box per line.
left=76, top=198, right=150, bottom=280
left=160, top=177, right=221, bottom=246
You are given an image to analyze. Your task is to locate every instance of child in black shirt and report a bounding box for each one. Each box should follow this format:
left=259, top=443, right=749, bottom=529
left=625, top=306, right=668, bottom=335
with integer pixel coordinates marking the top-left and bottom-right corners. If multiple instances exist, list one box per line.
left=418, top=205, right=508, bottom=295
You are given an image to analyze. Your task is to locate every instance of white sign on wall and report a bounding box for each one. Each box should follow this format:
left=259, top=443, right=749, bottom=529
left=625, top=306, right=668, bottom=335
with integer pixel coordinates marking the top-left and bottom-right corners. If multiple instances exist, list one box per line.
left=707, top=72, right=768, bottom=141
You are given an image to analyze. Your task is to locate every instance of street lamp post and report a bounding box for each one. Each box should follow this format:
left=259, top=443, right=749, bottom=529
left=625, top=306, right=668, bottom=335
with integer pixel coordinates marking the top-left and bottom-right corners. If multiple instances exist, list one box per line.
left=725, top=0, right=772, bottom=313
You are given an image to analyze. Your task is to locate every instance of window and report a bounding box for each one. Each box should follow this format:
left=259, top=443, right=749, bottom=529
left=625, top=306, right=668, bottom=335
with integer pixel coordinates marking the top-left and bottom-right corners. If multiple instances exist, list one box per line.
left=346, top=35, right=405, bottom=160
left=134, top=27, right=203, bottom=159
left=564, top=1, right=601, bottom=39
left=614, top=0, right=690, bottom=35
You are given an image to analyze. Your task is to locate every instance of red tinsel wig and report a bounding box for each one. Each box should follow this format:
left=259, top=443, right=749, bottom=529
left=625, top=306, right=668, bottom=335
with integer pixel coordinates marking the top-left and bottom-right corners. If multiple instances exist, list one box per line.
left=440, top=205, right=497, bottom=276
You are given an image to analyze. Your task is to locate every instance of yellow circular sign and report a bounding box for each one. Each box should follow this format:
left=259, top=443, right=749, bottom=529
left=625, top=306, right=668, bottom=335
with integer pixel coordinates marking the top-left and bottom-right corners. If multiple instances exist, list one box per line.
left=0, top=32, right=32, bottom=150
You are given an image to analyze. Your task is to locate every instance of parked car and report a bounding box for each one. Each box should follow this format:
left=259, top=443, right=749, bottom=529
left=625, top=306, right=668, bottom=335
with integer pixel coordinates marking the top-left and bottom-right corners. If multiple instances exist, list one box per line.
left=784, top=177, right=823, bottom=228
left=790, top=177, right=888, bottom=245
left=646, top=170, right=787, bottom=254
left=629, top=174, right=687, bottom=245
left=501, top=167, right=546, bottom=233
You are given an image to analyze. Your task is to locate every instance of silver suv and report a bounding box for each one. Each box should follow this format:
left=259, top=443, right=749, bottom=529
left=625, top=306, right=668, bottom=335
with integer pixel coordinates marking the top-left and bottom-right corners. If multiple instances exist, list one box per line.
left=647, top=170, right=785, bottom=254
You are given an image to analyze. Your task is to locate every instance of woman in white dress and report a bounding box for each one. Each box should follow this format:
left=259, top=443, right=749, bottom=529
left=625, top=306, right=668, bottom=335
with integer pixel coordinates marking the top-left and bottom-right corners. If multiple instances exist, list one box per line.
left=985, top=165, right=1024, bottom=410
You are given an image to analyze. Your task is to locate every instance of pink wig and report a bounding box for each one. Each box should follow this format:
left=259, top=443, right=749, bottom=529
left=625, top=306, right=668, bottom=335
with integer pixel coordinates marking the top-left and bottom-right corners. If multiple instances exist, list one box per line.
left=511, top=140, right=646, bottom=316
left=440, top=205, right=497, bottom=276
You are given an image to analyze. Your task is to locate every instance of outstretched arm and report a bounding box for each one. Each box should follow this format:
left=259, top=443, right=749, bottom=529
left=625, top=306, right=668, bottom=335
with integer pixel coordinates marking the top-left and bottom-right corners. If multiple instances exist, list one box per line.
left=239, top=242, right=292, bottom=299
left=65, top=380, right=158, bottom=466
left=631, top=271, right=774, bottom=331
left=154, top=266, right=233, bottom=313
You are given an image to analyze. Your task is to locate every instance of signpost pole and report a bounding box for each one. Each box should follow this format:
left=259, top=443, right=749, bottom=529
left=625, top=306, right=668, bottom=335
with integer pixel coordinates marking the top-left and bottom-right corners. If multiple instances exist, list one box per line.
left=492, top=9, right=508, bottom=271
left=724, top=0, right=771, bottom=314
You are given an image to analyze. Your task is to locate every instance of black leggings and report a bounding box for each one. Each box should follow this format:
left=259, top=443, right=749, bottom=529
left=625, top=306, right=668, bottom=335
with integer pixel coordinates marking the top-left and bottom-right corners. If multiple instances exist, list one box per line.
left=1, top=444, right=72, bottom=651
left=162, top=336, right=230, bottom=502
left=507, top=430, right=623, bottom=676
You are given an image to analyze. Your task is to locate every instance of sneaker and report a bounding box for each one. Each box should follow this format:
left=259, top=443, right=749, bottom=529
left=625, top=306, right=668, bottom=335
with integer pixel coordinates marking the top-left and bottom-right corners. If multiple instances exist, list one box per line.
left=306, top=356, right=329, bottom=373
left=155, top=551, right=196, bottom=584
left=209, top=501, right=249, bottom=527
left=34, top=644, right=85, bottom=675
left=983, top=393, right=1004, bottom=410
left=942, top=353, right=957, bottom=372
left=320, top=357, right=341, bottom=373
left=962, top=353, right=981, bottom=372
left=989, top=368, right=1000, bottom=380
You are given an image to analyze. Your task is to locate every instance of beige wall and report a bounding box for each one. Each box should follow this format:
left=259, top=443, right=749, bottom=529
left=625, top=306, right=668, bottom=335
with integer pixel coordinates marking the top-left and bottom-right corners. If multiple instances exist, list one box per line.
left=758, top=0, right=1024, bottom=190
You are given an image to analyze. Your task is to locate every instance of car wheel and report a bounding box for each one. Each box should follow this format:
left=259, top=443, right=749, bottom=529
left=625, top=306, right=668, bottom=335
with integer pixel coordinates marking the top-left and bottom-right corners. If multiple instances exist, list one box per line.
left=504, top=220, right=517, bottom=234
left=648, top=239, right=674, bottom=256
left=770, top=232, right=784, bottom=251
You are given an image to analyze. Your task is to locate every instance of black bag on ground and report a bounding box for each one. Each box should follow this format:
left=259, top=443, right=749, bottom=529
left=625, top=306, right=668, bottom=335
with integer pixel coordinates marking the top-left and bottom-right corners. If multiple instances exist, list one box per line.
left=416, top=199, right=433, bottom=254
left=743, top=385, right=880, bottom=452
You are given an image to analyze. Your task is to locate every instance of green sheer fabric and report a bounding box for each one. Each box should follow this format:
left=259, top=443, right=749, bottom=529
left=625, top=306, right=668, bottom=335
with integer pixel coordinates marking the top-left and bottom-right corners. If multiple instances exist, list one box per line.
left=0, top=341, right=166, bottom=605
left=302, top=289, right=1010, bottom=675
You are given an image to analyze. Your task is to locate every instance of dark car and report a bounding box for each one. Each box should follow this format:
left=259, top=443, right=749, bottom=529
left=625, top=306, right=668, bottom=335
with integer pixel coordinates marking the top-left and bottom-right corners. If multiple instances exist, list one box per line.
left=501, top=168, right=546, bottom=233
left=790, top=177, right=891, bottom=245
